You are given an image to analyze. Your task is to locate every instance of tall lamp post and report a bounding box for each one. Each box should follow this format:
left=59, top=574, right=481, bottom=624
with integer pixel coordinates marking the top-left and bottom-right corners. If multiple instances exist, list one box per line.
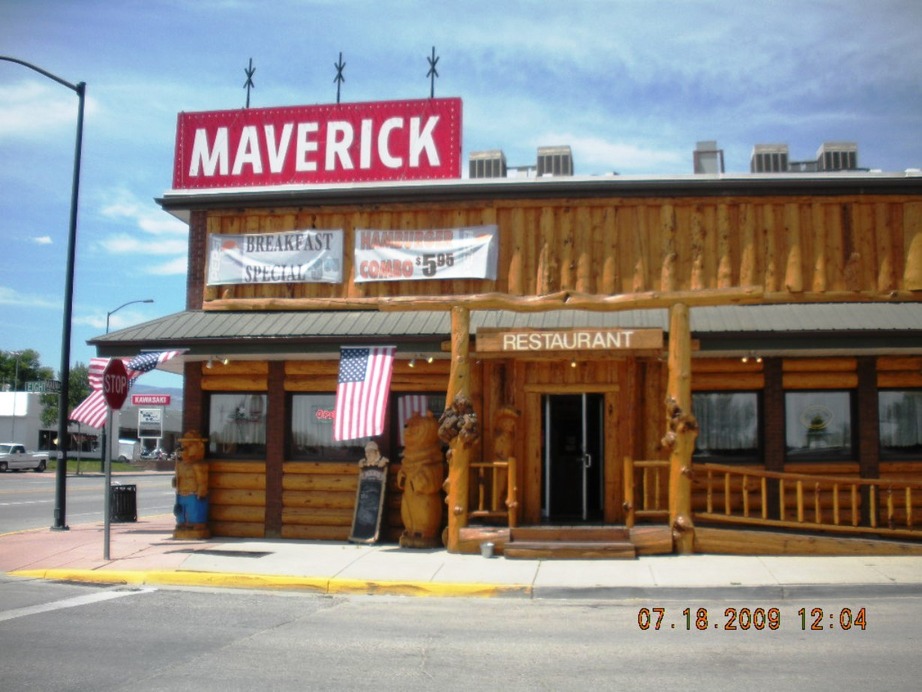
left=106, top=299, right=154, bottom=334
left=100, top=299, right=153, bottom=467
left=1, top=56, right=85, bottom=531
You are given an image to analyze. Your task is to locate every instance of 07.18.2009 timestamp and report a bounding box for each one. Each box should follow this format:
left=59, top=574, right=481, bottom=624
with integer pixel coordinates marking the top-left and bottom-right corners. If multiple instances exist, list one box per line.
left=636, top=607, right=867, bottom=632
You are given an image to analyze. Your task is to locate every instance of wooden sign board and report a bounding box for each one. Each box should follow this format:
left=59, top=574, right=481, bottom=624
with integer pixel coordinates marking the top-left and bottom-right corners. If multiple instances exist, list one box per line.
left=476, top=328, right=664, bottom=354
left=348, top=465, right=388, bottom=544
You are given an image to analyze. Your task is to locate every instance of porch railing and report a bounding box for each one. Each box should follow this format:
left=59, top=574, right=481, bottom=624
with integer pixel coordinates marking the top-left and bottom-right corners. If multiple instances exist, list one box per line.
left=623, top=457, right=670, bottom=527
left=623, top=458, right=922, bottom=541
left=469, top=458, right=518, bottom=528
left=694, top=463, right=922, bottom=539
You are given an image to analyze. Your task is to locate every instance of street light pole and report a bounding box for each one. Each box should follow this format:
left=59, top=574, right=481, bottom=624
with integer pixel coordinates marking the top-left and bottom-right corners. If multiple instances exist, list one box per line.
left=106, top=299, right=154, bottom=334
left=1, top=56, right=85, bottom=531
left=100, top=299, right=153, bottom=468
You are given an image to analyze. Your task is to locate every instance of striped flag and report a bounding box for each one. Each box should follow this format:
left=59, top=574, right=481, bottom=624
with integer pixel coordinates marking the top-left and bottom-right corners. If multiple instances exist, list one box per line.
left=333, top=346, right=395, bottom=441
left=398, top=394, right=430, bottom=445
left=69, top=351, right=182, bottom=429
left=69, top=358, right=111, bottom=429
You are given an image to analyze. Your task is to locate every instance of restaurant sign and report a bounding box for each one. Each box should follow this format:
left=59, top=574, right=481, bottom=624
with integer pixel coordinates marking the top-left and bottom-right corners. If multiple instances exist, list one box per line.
left=207, top=229, right=344, bottom=285
left=173, top=97, right=462, bottom=189
left=476, top=328, right=664, bottom=353
left=354, top=225, right=498, bottom=282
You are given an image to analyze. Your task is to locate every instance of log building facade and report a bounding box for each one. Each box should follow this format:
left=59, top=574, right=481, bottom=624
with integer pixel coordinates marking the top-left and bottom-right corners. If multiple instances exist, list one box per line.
left=95, top=162, right=922, bottom=555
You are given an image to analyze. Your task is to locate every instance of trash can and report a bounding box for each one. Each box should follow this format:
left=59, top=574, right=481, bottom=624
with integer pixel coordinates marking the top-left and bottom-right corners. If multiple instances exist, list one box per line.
left=109, top=484, right=137, bottom=523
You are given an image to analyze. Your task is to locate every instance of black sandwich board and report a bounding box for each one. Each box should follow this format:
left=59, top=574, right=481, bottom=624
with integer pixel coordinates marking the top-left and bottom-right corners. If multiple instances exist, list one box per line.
left=348, top=464, right=388, bottom=544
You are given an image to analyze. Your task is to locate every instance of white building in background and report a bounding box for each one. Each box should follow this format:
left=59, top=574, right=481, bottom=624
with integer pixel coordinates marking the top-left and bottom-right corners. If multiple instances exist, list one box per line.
left=0, top=392, right=50, bottom=449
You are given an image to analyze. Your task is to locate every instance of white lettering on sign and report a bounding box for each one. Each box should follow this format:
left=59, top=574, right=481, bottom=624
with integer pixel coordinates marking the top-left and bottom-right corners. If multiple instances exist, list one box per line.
left=132, top=394, right=171, bottom=406
left=104, top=373, right=128, bottom=393
left=500, top=331, right=636, bottom=351
left=188, top=116, right=442, bottom=179
left=174, top=98, right=461, bottom=189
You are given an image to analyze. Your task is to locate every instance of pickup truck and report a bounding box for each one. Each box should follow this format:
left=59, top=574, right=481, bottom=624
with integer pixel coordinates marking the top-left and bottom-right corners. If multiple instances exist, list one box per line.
left=0, top=443, right=49, bottom=472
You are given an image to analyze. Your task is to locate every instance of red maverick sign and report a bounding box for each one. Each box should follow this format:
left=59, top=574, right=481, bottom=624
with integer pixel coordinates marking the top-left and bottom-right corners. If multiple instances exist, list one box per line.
left=172, top=97, right=462, bottom=189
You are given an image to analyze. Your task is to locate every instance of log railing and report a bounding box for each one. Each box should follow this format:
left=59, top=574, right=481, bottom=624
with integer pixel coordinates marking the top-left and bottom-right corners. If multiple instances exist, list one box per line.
left=694, top=463, right=922, bottom=540
left=469, top=458, right=518, bottom=528
left=623, top=457, right=670, bottom=527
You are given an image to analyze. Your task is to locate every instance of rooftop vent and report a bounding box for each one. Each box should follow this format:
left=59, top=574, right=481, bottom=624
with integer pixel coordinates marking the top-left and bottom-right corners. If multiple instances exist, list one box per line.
left=751, top=144, right=789, bottom=173
left=816, top=142, right=858, bottom=171
left=536, top=146, right=574, bottom=177
left=469, top=150, right=508, bottom=179
left=693, top=140, right=725, bottom=174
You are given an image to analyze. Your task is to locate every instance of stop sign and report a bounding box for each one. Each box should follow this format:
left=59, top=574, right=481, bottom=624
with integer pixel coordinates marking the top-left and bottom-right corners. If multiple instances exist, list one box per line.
left=102, top=358, right=130, bottom=410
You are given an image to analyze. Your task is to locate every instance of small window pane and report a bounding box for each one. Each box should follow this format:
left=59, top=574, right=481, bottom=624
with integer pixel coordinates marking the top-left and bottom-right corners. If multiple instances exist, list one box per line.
left=879, top=391, right=922, bottom=459
left=291, top=393, right=367, bottom=461
left=785, top=391, right=853, bottom=460
left=395, top=394, right=442, bottom=447
left=693, top=392, right=760, bottom=462
left=208, top=393, right=267, bottom=457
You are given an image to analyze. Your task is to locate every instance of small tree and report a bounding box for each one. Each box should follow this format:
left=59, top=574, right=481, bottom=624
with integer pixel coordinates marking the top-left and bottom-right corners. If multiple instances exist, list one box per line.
left=41, top=362, right=91, bottom=428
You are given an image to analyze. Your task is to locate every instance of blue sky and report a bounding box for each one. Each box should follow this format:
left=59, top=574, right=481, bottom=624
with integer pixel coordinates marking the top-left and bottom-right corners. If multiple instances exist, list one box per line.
left=2, top=0, right=921, bottom=389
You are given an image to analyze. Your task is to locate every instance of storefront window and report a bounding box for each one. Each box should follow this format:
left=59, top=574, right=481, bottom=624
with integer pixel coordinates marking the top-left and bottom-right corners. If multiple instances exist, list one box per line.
left=290, top=393, right=368, bottom=461
left=207, top=393, right=267, bottom=457
left=879, top=390, right=922, bottom=459
left=393, top=393, right=443, bottom=447
left=785, top=391, right=853, bottom=460
left=692, top=392, right=760, bottom=462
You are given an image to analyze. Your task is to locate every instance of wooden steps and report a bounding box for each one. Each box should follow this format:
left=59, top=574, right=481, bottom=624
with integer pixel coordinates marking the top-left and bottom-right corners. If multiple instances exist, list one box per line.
left=504, top=526, right=637, bottom=560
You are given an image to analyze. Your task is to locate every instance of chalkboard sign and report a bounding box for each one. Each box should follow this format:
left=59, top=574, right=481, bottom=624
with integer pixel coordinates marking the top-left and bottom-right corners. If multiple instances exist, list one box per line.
left=349, top=465, right=388, bottom=544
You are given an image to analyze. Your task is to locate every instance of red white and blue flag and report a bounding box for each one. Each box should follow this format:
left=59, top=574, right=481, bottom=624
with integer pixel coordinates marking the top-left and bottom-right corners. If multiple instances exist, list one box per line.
left=333, top=346, right=395, bottom=441
left=69, top=350, right=182, bottom=429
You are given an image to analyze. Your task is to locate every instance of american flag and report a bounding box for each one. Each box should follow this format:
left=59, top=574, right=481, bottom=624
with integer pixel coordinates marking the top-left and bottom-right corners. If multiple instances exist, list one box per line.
left=69, top=350, right=182, bottom=429
left=398, top=394, right=429, bottom=445
left=333, top=346, right=395, bottom=441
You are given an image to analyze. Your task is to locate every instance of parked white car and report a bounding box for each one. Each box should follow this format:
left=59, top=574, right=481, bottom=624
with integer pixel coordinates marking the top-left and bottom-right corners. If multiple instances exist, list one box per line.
left=0, top=443, right=49, bottom=472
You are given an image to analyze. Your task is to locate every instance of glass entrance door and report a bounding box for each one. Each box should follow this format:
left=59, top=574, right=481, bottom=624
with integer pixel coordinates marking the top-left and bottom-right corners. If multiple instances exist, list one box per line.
left=542, top=393, right=604, bottom=522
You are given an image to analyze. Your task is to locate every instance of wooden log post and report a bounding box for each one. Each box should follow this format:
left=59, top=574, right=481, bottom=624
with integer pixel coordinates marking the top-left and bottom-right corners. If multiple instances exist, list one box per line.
left=905, top=202, right=922, bottom=291
left=666, top=303, right=697, bottom=554
left=444, top=306, right=473, bottom=553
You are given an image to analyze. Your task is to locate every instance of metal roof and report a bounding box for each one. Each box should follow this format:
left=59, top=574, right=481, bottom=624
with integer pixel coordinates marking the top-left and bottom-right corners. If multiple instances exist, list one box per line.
left=157, top=172, right=922, bottom=222
left=91, top=304, right=922, bottom=363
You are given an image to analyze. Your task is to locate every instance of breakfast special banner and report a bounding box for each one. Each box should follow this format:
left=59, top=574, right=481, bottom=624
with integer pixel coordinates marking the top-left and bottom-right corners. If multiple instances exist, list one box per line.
left=207, top=229, right=344, bottom=285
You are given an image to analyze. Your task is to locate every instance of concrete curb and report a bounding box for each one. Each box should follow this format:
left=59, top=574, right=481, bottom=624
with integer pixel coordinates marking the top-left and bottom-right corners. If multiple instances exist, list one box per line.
left=12, top=567, right=922, bottom=600
left=8, top=568, right=533, bottom=599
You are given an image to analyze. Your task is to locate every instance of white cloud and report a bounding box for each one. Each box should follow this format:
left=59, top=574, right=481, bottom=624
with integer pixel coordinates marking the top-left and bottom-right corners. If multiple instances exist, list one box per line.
left=0, top=80, right=98, bottom=141
left=539, top=133, right=684, bottom=175
left=0, top=285, right=61, bottom=309
left=100, top=191, right=187, bottom=236
left=101, top=234, right=187, bottom=256
left=146, top=256, right=189, bottom=276
left=31, top=236, right=53, bottom=245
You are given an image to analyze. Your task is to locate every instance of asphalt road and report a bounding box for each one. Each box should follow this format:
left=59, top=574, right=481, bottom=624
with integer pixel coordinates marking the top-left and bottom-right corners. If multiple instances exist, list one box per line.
left=0, top=471, right=175, bottom=533
left=0, top=580, right=919, bottom=691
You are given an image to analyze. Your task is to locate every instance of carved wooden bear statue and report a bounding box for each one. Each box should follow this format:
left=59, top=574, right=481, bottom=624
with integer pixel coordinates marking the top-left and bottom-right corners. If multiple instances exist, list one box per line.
left=397, top=411, right=444, bottom=548
left=172, top=430, right=210, bottom=540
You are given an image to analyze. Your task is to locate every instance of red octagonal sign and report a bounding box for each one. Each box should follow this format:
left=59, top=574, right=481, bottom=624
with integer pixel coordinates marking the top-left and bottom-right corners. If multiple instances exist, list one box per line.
left=102, top=358, right=130, bottom=410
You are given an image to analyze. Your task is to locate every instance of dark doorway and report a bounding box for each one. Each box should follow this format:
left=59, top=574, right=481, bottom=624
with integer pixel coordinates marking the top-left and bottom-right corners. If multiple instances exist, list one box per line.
left=542, top=394, right=604, bottom=522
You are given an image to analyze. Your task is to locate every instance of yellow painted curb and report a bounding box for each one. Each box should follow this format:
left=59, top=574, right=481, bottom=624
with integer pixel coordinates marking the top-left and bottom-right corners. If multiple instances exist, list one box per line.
left=8, top=569, right=532, bottom=598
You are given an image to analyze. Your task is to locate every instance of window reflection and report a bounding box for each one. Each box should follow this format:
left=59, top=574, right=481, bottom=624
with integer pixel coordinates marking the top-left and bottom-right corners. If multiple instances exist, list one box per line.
left=207, top=393, right=267, bottom=457
left=693, top=392, right=760, bottom=462
left=785, top=391, right=853, bottom=460
left=879, top=390, right=922, bottom=459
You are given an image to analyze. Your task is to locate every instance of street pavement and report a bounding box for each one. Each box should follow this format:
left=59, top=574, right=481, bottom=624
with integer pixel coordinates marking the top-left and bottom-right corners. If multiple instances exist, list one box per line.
left=4, top=510, right=922, bottom=599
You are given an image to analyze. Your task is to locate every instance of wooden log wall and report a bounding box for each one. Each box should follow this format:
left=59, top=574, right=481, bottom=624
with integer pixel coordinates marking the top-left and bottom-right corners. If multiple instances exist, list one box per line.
left=201, top=196, right=922, bottom=308
left=624, top=355, right=922, bottom=527
left=200, top=358, right=462, bottom=541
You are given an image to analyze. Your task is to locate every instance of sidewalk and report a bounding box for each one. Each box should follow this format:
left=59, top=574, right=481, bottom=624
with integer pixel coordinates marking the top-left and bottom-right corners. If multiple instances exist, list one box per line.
left=3, top=515, right=922, bottom=599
